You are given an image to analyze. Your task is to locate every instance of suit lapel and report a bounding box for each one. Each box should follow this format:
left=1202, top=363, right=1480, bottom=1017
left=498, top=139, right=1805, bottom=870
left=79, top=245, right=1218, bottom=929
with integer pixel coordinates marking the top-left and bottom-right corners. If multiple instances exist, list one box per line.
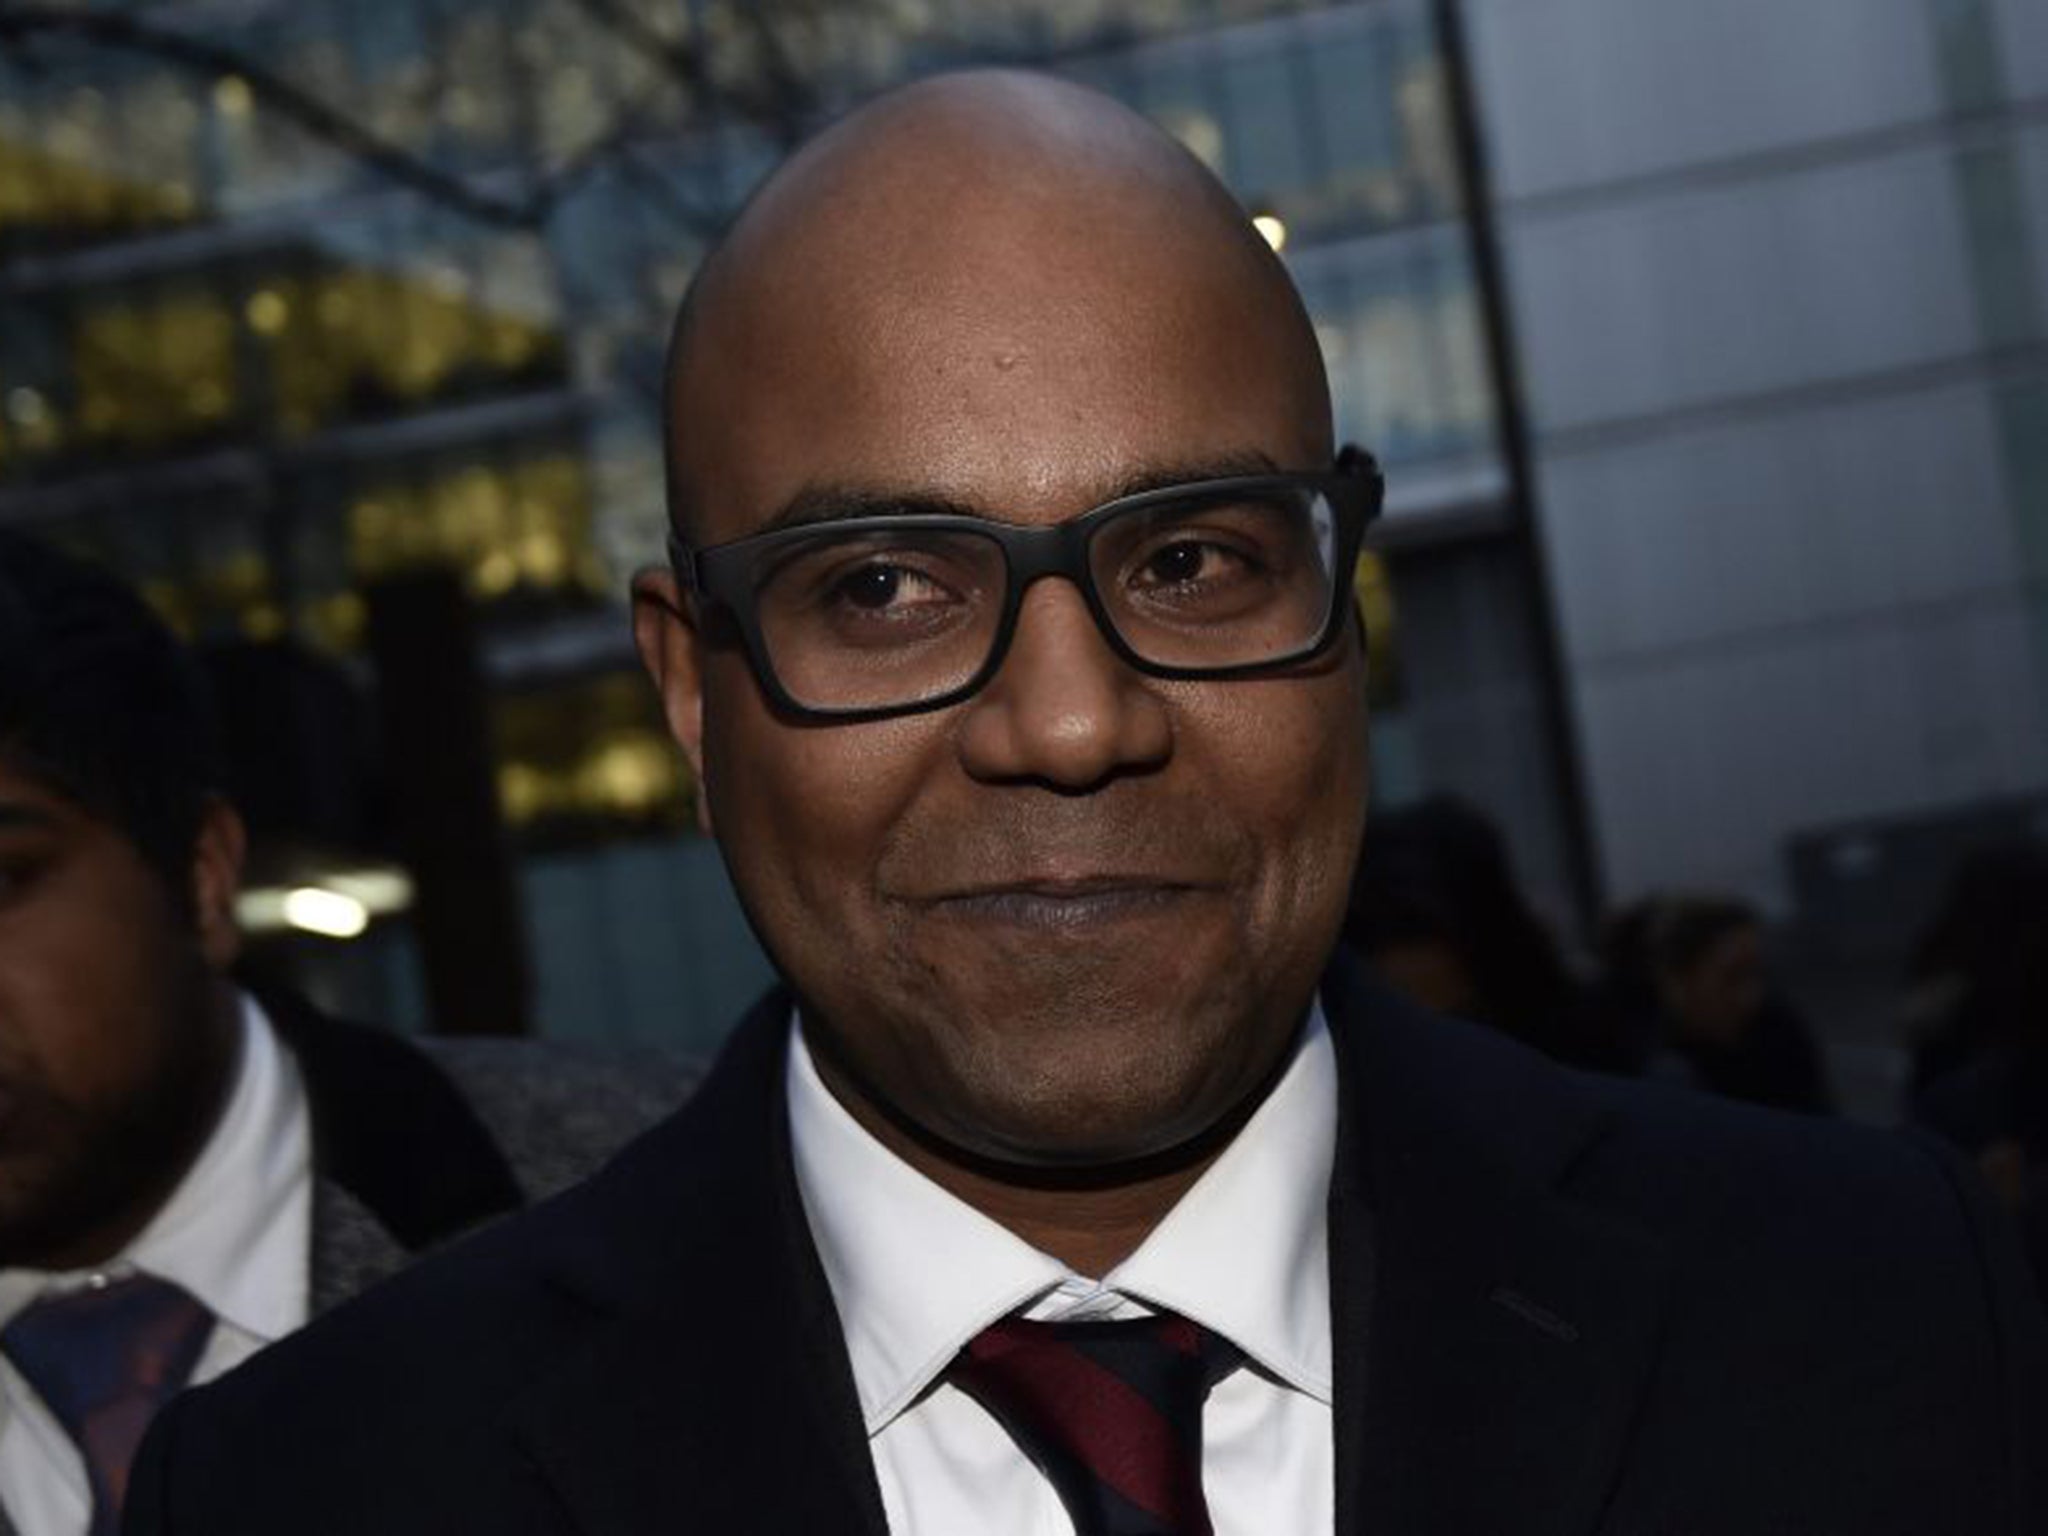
left=265, top=988, right=524, bottom=1260
left=1326, top=961, right=1672, bottom=1536
left=503, top=991, right=889, bottom=1536
left=306, top=1179, right=411, bottom=1317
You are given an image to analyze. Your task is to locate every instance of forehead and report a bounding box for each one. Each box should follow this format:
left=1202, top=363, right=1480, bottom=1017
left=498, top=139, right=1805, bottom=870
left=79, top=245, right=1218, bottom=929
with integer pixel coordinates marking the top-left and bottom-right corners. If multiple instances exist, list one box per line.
left=671, top=154, right=1327, bottom=543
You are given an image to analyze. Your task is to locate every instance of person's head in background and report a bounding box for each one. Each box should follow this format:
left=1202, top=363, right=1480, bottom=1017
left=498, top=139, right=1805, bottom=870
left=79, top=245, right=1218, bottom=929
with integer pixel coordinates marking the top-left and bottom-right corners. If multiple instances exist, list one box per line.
left=1906, top=840, right=2048, bottom=1084
left=1343, top=796, right=1580, bottom=1045
left=0, top=531, right=245, bottom=1271
left=1648, top=895, right=1767, bottom=1050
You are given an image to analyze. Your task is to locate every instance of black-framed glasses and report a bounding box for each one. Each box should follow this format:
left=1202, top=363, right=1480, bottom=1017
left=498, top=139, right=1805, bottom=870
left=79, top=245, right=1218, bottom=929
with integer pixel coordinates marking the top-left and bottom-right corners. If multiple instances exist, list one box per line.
left=667, top=445, right=1384, bottom=723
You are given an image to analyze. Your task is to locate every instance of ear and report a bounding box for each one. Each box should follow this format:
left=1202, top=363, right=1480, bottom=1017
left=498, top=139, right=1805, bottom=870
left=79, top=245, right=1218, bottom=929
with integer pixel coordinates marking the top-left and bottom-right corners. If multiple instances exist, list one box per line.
left=190, top=795, right=247, bottom=971
left=631, top=565, right=715, bottom=837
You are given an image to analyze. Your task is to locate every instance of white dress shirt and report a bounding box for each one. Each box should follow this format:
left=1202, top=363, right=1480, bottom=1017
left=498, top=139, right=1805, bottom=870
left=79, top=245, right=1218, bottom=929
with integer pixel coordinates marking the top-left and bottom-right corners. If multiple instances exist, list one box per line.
left=787, top=1002, right=1337, bottom=1536
left=0, top=993, right=313, bottom=1536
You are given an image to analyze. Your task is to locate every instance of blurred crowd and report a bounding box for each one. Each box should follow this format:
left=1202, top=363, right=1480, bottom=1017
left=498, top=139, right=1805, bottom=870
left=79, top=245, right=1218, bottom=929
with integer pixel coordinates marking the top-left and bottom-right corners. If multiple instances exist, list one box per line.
left=1345, top=795, right=2048, bottom=1285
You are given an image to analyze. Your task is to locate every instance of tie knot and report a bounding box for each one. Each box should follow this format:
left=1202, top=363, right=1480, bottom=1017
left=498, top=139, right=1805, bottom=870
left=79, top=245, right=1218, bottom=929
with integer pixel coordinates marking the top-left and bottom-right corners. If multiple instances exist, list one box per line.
left=953, top=1312, right=1241, bottom=1536
left=2, top=1274, right=214, bottom=1536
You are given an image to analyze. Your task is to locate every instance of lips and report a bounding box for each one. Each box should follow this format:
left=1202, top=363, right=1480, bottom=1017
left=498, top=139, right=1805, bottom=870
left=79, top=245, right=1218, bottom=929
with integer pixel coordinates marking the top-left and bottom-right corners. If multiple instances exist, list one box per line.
left=909, top=875, right=1215, bottom=932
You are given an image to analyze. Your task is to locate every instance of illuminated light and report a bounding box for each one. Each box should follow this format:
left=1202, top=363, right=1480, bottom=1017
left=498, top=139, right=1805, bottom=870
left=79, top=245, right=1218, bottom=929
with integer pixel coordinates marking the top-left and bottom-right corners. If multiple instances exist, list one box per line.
left=1167, top=113, right=1225, bottom=172
left=1252, top=214, right=1288, bottom=252
left=498, top=763, right=549, bottom=826
left=517, top=531, right=568, bottom=586
left=214, top=75, right=253, bottom=117
left=245, top=289, right=288, bottom=335
left=325, top=868, right=414, bottom=913
left=281, top=887, right=368, bottom=939
left=5, top=387, right=47, bottom=426
left=240, top=868, right=409, bottom=939
left=587, top=738, right=671, bottom=811
left=475, top=548, right=519, bottom=596
left=311, top=590, right=366, bottom=644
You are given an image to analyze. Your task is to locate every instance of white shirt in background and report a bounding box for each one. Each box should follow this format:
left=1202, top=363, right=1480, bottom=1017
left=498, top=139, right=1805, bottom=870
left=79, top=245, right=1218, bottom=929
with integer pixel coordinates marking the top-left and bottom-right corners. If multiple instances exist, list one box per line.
left=787, top=1002, right=1337, bottom=1536
left=0, top=993, right=313, bottom=1536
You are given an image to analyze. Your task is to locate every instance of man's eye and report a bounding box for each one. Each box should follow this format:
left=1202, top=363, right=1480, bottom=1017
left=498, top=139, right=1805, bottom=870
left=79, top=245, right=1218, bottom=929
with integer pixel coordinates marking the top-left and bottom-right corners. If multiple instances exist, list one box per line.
left=1134, top=539, right=1252, bottom=588
left=827, top=563, right=954, bottom=612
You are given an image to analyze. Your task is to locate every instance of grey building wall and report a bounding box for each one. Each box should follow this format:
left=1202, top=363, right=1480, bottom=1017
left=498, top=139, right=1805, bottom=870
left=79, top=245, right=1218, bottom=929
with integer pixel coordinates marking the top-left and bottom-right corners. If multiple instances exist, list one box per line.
left=1463, top=0, right=2048, bottom=910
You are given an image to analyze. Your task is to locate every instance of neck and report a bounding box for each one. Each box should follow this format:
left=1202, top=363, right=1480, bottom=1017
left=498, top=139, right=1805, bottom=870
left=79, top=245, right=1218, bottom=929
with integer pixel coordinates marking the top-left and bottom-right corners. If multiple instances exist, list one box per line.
left=912, top=1151, right=1222, bottom=1279
left=809, top=1051, right=1262, bottom=1278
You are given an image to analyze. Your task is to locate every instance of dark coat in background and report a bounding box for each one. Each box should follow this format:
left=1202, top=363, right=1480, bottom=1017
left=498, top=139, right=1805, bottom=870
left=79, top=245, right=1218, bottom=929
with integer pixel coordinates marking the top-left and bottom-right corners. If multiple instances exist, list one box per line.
left=261, top=991, right=701, bottom=1314
left=124, top=957, right=2046, bottom=1536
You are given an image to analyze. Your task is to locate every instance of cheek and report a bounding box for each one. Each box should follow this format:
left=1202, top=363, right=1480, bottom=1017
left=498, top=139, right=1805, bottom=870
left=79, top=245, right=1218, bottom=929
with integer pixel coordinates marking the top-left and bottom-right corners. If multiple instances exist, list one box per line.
left=702, top=668, right=945, bottom=938
left=1193, top=667, right=1369, bottom=900
left=0, top=917, right=170, bottom=1115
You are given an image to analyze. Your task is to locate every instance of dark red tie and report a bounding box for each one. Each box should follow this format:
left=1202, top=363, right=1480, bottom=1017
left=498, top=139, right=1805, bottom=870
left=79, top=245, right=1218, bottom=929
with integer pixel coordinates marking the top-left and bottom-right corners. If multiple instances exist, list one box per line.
left=0, top=1275, right=215, bottom=1536
left=952, top=1313, right=1242, bottom=1536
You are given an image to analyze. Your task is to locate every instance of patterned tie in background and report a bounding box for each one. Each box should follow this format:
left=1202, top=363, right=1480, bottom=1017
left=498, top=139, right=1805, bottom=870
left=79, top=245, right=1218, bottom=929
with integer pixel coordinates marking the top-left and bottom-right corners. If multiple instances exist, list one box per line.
left=1, top=1274, right=215, bottom=1536
left=952, top=1312, right=1244, bottom=1536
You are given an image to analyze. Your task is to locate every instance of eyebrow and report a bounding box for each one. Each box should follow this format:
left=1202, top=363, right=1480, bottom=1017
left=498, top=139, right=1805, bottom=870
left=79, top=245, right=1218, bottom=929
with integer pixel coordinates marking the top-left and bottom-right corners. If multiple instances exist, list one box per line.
left=758, top=450, right=1287, bottom=535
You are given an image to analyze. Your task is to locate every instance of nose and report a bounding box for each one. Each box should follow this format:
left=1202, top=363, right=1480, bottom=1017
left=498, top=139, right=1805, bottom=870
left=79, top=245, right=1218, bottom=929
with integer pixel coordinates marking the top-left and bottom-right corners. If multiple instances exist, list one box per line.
left=955, top=577, right=1172, bottom=790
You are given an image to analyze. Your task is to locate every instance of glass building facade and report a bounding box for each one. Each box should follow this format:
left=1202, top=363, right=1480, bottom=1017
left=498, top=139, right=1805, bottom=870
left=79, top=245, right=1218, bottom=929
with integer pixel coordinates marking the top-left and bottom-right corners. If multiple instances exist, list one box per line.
left=1, top=0, right=1565, bottom=1045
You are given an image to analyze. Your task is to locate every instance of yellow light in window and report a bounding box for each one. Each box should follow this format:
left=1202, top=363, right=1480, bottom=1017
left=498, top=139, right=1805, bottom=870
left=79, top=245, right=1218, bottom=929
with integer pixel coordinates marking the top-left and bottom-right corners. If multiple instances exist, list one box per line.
left=518, top=531, right=567, bottom=586
left=245, top=289, right=288, bottom=335
left=213, top=75, right=253, bottom=117
left=475, top=549, right=520, bottom=596
left=585, top=738, right=671, bottom=813
left=243, top=602, right=287, bottom=642
left=1252, top=213, right=1288, bottom=252
left=4, top=387, right=46, bottom=426
left=498, top=763, right=548, bottom=826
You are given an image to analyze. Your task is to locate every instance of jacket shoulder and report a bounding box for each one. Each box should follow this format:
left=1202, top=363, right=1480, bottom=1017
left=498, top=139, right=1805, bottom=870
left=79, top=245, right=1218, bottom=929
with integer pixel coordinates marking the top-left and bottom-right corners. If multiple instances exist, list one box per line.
left=418, top=1035, right=706, bottom=1201
left=129, top=1102, right=705, bottom=1533
left=129, top=997, right=794, bottom=1534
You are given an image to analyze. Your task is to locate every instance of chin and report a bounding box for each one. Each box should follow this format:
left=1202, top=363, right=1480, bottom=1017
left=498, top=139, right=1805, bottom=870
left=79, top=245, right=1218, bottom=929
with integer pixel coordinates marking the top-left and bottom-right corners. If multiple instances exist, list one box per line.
left=934, top=1045, right=1244, bottom=1172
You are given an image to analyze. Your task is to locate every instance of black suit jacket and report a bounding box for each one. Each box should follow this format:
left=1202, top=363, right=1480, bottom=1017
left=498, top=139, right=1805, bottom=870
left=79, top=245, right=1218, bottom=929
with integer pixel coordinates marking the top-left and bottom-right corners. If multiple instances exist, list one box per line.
left=127, top=957, right=2048, bottom=1534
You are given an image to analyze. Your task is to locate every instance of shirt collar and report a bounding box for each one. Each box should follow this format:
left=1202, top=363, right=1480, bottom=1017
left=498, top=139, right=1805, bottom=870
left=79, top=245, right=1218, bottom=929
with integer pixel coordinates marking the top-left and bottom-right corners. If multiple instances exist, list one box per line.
left=786, top=999, right=1336, bottom=1434
left=786, top=1023, right=1068, bottom=1430
left=0, top=992, right=313, bottom=1343
left=1106, top=1007, right=1334, bottom=1400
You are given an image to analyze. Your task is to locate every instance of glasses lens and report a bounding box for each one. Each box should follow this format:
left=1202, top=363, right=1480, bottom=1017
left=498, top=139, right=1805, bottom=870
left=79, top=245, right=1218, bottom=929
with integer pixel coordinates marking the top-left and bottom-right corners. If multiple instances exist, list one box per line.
left=1088, top=486, right=1340, bottom=669
left=751, top=526, right=1007, bottom=712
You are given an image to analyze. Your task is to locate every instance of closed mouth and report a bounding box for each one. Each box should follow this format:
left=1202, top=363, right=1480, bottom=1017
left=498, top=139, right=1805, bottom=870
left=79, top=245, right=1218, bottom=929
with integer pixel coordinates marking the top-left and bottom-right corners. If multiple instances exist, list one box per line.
left=919, top=878, right=1207, bottom=930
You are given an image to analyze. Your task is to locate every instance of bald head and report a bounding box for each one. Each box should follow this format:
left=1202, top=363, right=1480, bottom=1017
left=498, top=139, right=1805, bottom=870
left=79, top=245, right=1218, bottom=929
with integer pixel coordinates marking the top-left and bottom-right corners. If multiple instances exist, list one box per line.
left=665, top=70, right=1330, bottom=539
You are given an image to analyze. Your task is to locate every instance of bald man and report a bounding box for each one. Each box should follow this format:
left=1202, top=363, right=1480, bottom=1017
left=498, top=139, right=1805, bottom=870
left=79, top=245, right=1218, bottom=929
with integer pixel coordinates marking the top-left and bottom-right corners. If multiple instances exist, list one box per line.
left=127, top=72, right=2044, bottom=1536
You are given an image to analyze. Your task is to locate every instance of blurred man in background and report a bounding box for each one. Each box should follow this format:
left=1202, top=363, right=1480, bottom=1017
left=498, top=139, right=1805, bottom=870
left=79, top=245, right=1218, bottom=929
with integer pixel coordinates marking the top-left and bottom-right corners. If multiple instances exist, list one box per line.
left=129, top=72, right=2045, bottom=1536
left=1342, top=796, right=1619, bottom=1072
left=0, top=530, right=687, bottom=1536
left=1910, top=841, right=2048, bottom=1299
